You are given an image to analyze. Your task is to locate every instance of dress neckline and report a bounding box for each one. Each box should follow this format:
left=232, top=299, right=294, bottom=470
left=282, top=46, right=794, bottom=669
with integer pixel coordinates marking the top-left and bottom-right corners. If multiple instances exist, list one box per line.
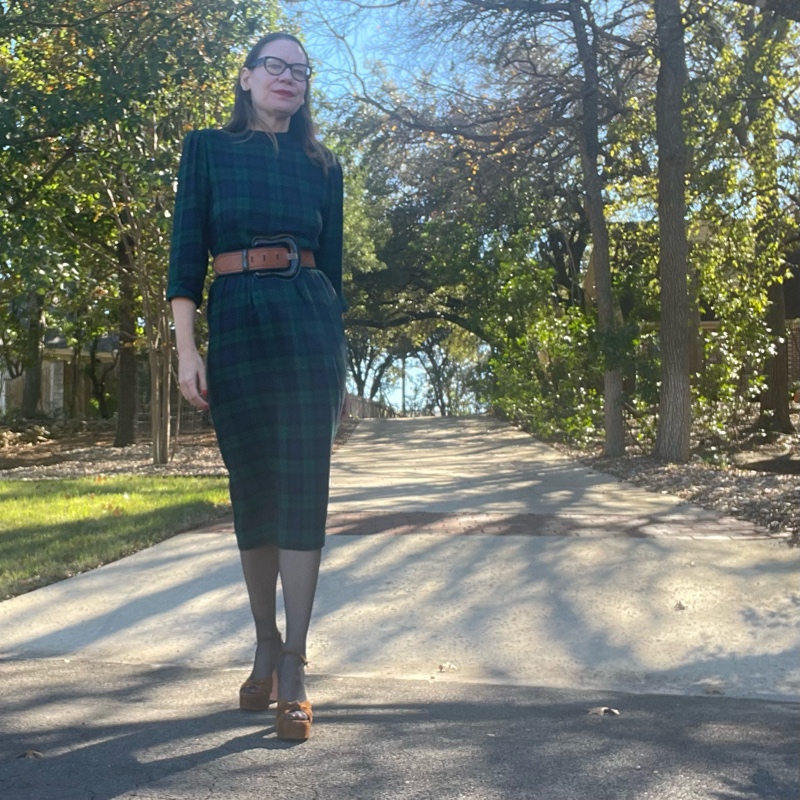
left=249, top=129, right=291, bottom=137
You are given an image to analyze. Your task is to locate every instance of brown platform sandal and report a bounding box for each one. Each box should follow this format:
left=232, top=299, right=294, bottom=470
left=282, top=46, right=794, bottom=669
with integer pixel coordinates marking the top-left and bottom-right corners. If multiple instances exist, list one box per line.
left=239, top=634, right=282, bottom=712
left=275, top=650, right=313, bottom=741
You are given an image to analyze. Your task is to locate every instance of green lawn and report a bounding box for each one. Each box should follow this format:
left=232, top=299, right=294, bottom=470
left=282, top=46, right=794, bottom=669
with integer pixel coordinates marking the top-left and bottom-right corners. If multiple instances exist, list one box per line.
left=0, top=476, right=231, bottom=600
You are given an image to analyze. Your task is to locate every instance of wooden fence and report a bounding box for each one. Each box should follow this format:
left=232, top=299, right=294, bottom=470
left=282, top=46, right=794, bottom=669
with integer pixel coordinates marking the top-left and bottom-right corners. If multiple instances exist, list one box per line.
left=346, top=394, right=396, bottom=419
left=137, top=389, right=396, bottom=438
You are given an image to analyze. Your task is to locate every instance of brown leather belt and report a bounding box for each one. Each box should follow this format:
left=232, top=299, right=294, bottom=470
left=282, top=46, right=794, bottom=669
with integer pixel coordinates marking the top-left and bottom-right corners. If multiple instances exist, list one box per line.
left=213, top=246, right=316, bottom=275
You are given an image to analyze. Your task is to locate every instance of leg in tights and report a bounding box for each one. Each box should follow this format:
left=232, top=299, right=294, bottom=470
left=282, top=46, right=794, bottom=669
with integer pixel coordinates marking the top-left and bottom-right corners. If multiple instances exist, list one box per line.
left=277, top=547, right=322, bottom=720
left=240, top=543, right=282, bottom=686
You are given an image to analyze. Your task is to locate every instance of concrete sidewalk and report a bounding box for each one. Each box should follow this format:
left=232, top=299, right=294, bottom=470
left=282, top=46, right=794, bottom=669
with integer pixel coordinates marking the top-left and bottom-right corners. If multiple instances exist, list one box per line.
left=1, top=416, right=797, bottom=699
left=0, top=415, right=798, bottom=799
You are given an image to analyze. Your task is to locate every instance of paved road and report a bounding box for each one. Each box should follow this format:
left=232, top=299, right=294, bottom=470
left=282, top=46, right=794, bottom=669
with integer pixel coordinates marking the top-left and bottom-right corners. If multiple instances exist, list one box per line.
left=0, top=416, right=798, bottom=799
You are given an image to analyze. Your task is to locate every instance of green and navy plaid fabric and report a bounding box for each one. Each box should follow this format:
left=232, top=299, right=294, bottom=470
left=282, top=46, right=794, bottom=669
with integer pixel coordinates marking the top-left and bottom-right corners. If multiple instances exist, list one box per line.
left=167, top=128, right=346, bottom=312
left=168, top=128, right=347, bottom=551
left=206, top=266, right=346, bottom=551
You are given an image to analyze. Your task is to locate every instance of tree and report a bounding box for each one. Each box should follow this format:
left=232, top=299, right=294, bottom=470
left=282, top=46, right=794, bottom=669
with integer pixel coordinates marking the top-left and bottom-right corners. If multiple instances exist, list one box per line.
left=737, top=9, right=796, bottom=433
left=413, top=325, right=483, bottom=416
left=306, top=0, right=655, bottom=453
left=269, top=2, right=800, bottom=447
left=565, top=0, right=629, bottom=456
left=734, top=0, right=800, bottom=23
left=19, top=292, right=45, bottom=418
left=2, top=0, right=280, bottom=459
left=653, top=0, right=691, bottom=462
left=682, top=2, right=799, bottom=436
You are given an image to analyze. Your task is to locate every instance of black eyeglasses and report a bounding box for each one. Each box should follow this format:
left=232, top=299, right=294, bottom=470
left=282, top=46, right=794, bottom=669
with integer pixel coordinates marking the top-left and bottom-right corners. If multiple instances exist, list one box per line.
left=248, top=56, right=312, bottom=82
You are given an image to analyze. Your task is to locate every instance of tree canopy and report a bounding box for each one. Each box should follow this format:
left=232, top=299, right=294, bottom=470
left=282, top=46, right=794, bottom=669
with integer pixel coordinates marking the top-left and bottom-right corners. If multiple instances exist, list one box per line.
left=2, top=0, right=798, bottom=462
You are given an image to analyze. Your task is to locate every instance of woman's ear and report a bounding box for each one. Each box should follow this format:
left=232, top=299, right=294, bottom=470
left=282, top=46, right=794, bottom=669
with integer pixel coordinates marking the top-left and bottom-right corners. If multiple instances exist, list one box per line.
left=239, top=67, right=251, bottom=92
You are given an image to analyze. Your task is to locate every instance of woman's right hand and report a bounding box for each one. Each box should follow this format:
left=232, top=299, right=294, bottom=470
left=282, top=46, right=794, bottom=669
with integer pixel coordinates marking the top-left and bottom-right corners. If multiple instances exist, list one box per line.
left=177, top=347, right=209, bottom=410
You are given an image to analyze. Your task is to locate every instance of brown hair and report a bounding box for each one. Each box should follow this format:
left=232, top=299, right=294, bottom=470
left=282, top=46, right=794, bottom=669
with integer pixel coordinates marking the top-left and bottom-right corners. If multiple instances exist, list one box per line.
left=223, top=32, right=331, bottom=171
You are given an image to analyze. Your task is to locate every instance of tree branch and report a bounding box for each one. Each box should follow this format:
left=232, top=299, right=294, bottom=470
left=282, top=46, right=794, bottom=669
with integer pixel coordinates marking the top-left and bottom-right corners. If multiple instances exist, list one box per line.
left=733, top=0, right=800, bottom=23
left=10, top=137, right=81, bottom=212
left=458, top=0, right=570, bottom=13
left=347, top=310, right=495, bottom=345
left=19, top=0, right=142, bottom=29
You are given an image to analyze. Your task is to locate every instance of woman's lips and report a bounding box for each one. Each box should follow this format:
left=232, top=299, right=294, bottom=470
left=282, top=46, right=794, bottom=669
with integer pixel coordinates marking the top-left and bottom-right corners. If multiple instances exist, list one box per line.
left=273, top=90, right=295, bottom=98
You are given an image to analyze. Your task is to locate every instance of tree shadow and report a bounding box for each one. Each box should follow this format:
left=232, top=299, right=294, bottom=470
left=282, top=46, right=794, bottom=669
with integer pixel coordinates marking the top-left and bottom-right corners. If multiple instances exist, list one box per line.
left=0, top=667, right=796, bottom=800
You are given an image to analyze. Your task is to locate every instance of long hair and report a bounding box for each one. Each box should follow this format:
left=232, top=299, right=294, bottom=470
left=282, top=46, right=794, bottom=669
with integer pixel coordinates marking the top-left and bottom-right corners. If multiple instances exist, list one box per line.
left=223, top=32, right=330, bottom=172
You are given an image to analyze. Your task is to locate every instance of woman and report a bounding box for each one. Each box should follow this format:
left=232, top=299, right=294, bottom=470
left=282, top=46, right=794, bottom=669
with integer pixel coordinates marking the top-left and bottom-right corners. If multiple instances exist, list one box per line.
left=168, top=32, right=347, bottom=741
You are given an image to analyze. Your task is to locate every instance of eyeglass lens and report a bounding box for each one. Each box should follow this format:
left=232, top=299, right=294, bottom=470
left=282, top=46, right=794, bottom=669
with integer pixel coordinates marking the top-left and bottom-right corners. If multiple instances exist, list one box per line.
left=262, top=57, right=310, bottom=81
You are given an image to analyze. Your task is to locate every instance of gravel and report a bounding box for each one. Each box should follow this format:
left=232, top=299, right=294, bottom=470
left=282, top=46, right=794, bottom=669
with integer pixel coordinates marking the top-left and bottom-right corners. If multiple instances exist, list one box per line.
left=552, top=433, right=800, bottom=546
left=0, top=440, right=229, bottom=479
left=0, top=417, right=362, bottom=481
left=591, top=455, right=799, bottom=542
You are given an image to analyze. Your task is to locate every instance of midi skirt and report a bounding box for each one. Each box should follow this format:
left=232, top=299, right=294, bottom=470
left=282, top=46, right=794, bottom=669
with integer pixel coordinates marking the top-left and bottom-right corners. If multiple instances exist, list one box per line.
left=206, top=267, right=347, bottom=551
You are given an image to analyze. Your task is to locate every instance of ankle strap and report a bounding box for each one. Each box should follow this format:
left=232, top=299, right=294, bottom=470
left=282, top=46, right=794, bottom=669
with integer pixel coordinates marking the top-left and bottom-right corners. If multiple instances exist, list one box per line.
left=256, top=632, right=283, bottom=644
left=281, top=648, right=308, bottom=666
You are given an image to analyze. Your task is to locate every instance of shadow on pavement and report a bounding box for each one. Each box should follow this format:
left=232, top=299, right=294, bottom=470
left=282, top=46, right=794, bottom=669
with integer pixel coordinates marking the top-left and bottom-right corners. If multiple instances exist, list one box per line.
left=0, top=664, right=797, bottom=800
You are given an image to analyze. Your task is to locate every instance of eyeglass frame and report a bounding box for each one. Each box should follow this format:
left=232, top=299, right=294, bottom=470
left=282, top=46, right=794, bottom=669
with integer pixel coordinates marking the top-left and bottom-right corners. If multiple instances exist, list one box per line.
left=247, top=56, right=313, bottom=83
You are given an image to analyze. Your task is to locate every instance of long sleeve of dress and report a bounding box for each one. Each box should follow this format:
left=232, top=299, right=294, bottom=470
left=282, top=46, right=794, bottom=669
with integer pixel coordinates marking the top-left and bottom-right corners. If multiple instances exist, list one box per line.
left=317, top=156, right=348, bottom=313
left=167, top=131, right=210, bottom=308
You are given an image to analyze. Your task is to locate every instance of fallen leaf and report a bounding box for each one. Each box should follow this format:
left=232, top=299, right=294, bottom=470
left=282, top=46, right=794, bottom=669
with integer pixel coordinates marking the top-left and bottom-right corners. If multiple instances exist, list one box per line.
left=588, top=706, right=620, bottom=716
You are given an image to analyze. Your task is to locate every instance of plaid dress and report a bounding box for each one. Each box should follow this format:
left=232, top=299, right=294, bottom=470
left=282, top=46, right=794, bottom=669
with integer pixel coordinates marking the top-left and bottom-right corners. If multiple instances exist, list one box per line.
left=167, top=129, right=347, bottom=551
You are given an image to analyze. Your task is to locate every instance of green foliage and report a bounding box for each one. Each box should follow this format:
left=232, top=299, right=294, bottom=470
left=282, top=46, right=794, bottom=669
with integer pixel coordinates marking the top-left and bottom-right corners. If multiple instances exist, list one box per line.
left=3, top=0, right=799, bottom=450
left=0, top=0, right=279, bottom=445
left=491, top=306, right=604, bottom=445
left=692, top=325, right=771, bottom=436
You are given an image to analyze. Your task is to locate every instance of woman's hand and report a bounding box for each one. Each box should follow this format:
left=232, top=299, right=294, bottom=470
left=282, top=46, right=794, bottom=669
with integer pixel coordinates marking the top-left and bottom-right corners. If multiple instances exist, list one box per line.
left=177, top=347, right=209, bottom=410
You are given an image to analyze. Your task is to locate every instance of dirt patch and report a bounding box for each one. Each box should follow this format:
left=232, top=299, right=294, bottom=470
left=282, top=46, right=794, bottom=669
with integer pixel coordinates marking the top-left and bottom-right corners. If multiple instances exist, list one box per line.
left=0, top=430, right=116, bottom=471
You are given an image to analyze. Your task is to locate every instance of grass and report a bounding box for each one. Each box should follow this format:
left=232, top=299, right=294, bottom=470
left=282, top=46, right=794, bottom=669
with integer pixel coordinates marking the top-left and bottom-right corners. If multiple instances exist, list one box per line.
left=0, top=475, right=231, bottom=600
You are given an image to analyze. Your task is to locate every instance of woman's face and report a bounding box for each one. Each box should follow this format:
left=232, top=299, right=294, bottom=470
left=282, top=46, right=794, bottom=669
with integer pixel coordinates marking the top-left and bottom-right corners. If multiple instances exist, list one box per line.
left=240, top=38, right=308, bottom=126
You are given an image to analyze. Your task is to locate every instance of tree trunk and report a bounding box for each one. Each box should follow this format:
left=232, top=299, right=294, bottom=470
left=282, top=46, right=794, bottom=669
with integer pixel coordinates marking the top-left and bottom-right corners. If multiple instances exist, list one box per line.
left=568, top=0, right=625, bottom=456
left=87, top=338, right=115, bottom=420
left=148, top=326, right=172, bottom=464
left=759, top=280, right=793, bottom=431
left=174, top=368, right=183, bottom=444
left=21, top=291, right=44, bottom=418
left=346, top=340, right=368, bottom=397
left=688, top=264, right=702, bottom=381
left=746, top=13, right=792, bottom=432
left=66, top=313, right=87, bottom=420
left=68, top=347, right=81, bottom=419
left=352, top=370, right=367, bottom=397
left=114, top=237, right=138, bottom=446
left=654, top=0, right=691, bottom=463
left=369, top=355, right=394, bottom=401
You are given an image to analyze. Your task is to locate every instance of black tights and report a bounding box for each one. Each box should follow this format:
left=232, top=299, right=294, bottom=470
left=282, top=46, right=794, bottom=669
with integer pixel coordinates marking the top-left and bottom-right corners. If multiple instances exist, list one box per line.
left=239, top=543, right=321, bottom=709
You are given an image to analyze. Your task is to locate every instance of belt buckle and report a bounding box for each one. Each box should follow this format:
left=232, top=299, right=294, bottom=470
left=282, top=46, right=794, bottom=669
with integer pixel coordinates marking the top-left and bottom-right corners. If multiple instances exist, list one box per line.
left=251, top=235, right=300, bottom=280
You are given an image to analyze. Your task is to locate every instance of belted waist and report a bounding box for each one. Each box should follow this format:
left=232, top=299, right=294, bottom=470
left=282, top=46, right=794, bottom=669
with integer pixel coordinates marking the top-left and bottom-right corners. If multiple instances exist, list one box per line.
left=213, top=246, right=316, bottom=275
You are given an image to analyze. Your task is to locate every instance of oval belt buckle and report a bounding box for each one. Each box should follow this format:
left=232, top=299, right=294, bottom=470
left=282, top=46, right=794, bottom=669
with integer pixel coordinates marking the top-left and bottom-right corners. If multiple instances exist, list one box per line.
left=251, top=234, right=301, bottom=280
